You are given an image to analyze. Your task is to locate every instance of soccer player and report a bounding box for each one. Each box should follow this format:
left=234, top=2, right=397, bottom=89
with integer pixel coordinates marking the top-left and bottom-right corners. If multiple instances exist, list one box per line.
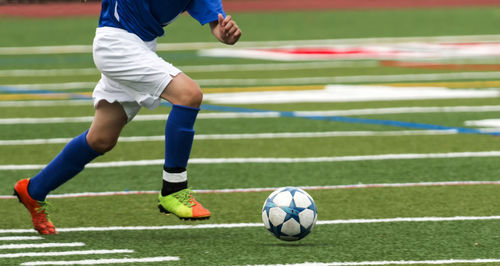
left=13, top=0, right=241, bottom=235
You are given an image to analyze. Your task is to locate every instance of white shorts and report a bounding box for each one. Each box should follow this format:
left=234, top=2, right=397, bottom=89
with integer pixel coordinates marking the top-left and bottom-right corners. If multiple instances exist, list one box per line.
left=92, top=27, right=182, bottom=121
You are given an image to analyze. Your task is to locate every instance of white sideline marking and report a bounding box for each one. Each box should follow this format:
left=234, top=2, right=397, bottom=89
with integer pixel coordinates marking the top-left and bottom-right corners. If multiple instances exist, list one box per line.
left=1, top=180, right=499, bottom=200
left=0, top=68, right=98, bottom=77
left=5, top=72, right=500, bottom=90
left=0, top=137, right=74, bottom=145
left=0, top=236, right=43, bottom=241
left=2, top=216, right=500, bottom=234
left=196, top=181, right=500, bottom=193
left=0, top=116, right=95, bottom=125
left=2, top=34, right=500, bottom=55
left=201, top=41, right=500, bottom=61
left=4, top=103, right=500, bottom=126
left=0, top=112, right=280, bottom=125
left=0, top=180, right=498, bottom=200
left=465, top=119, right=500, bottom=128
left=0, top=249, right=134, bottom=258
left=318, top=216, right=500, bottom=225
left=0, top=130, right=459, bottom=146
left=293, top=105, right=500, bottom=116
left=21, top=256, right=179, bottom=265
left=0, top=242, right=85, bottom=249
left=2, top=104, right=500, bottom=126
left=0, top=62, right=376, bottom=77
left=4, top=82, right=96, bottom=91
left=204, top=84, right=500, bottom=104
left=4, top=151, right=500, bottom=170
left=0, top=100, right=91, bottom=107
left=248, top=259, right=500, bottom=266
left=196, top=72, right=500, bottom=87
left=0, top=45, right=93, bottom=55
left=183, top=61, right=378, bottom=72
left=4, top=104, right=500, bottom=125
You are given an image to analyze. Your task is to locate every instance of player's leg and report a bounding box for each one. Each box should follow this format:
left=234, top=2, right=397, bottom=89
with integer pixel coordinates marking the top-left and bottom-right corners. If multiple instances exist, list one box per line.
left=160, top=72, right=202, bottom=193
left=14, top=100, right=127, bottom=234
left=92, top=27, right=209, bottom=219
left=157, top=73, right=210, bottom=220
left=87, top=100, right=128, bottom=154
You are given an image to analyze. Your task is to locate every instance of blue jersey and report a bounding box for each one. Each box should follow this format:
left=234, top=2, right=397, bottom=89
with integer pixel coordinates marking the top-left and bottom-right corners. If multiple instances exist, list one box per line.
left=98, top=0, right=226, bottom=42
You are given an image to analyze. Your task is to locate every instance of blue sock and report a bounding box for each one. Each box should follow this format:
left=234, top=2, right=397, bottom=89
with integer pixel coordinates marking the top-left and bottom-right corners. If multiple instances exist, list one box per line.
left=164, top=104, right=199, bottom=171
left=28, top=130, right=101, bottom=201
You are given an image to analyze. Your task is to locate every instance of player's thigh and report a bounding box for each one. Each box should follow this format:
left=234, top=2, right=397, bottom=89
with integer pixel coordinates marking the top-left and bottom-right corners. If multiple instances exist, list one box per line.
left=87, top=100, right=128, bottom=153
left=160, top=73, right=203, bottom=108
left=94, top=27, right=183, bottom=110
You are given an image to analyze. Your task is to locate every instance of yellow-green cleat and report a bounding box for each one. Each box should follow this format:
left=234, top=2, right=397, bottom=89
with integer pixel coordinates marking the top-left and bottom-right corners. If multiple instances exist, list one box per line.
left=158, top=189, right=211, bottom=220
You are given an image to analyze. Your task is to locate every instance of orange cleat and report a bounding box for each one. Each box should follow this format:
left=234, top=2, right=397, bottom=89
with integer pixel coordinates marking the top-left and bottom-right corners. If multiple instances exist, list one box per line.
left=13, top=179, right=57, bottom=235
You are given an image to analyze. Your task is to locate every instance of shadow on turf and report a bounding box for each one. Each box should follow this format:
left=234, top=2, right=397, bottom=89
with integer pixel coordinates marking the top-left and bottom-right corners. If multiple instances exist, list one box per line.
left=261, top=242, right=329, bottom=247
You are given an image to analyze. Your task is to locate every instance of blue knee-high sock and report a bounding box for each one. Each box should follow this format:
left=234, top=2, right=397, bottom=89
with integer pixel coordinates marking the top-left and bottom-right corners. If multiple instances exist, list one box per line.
left=28, top=130, right=101, bottom=201
left=164, top=104, right=199, bottom=171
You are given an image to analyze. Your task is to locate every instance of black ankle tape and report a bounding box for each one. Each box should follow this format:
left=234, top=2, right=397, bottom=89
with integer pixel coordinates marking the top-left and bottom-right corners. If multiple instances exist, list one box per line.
left=161, top=180, right=188, bottom=196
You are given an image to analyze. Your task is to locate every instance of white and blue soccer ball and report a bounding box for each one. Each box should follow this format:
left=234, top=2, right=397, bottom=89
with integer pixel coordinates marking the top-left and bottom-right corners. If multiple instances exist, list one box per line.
left=262, top=187, right=317, bottom=241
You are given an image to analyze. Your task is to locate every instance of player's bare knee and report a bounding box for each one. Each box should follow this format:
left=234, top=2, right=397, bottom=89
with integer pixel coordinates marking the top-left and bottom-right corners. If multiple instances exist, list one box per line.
left=183, top=86, right=203, bottom=108
left=162, top=74, right=203, bottom=108
left=87, top=135, right=118, bottom=154
left=173, top=84, right=203, bottom=108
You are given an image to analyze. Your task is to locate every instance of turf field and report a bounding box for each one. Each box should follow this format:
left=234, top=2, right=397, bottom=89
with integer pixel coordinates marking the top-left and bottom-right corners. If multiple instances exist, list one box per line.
left=2, top=6, right=500, bottom=266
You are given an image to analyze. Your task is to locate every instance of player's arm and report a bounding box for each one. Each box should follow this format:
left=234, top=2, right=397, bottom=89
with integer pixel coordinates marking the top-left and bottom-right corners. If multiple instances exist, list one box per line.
left=210, top=13, right=242, bottom=45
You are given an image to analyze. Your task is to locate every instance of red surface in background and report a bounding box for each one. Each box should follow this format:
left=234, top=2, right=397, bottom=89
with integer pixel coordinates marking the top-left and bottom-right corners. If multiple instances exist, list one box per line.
left=0, top=0, right=500, bottom=18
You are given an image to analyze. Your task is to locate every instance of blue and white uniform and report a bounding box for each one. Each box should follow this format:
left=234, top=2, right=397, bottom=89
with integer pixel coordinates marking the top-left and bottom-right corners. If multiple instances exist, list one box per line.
left=98, top=0, right=225, bottom=41
left=92, top=0, right=225, bottom=120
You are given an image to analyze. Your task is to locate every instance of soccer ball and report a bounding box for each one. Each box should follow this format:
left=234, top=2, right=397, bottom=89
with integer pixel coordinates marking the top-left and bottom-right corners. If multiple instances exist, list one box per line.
left=261, top=187, right=317, bottom=241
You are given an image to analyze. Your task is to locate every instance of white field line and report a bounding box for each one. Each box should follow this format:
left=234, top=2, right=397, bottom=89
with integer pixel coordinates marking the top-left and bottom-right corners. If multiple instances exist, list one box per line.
left=2, top=34, right=500, bottom=55
left=247, top=259, right=500, bottom=266
left=0, top=62, right=377, bottom=77
left=0, top=181, right=498, bottom=200
left=196, top=181, right=500, bottom=194
left=0, top=112, right=281, bottom=125
left=293, top=105, right=500, bottom=116
left=195, top=72, right=500, bottom=86
left=21, top=256, right=180, bottom=266
left=183, top=61, right=378, bottom=71
left=4, top=151, right=500, bottom=170
left=0, top=100, right=91, bottom=107
left=0, top=116, right=95, bottom=124
left=0, top=68, right=98, bottom=77
left=0, top=249, right=134, bottom=259
left=2, top=216, right=500, bottom=234
left=2, top=82, right=96, bottom=91
left=0, top=236, right=43, bottom=241
left=0, top=130, right=459, bottom=146
left=0, top=242, right=85, bottom=250
left=4, top=72, right=500, bottom=89
left=3, top=104, right=500, bottom=125
left=0, top=45, right=93, bottom=55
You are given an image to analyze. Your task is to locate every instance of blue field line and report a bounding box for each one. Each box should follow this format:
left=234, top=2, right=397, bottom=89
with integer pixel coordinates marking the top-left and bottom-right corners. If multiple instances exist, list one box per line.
left=200, top=103, right=500, bottom=136
left=299, top=115, right=498, bottom=135
left=0, top=86, right=92, bottom=100
left=0, top=86, right=53, bottom=94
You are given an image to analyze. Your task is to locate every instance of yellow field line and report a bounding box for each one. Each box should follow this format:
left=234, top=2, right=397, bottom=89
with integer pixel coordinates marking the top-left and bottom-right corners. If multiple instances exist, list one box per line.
left=0, top=93, right=92, bottom=101
left=0, top=86, right=324, bottom=101
left=0, top=94, right=70, bottom=100
left=2, top=81, right=496, bottom=102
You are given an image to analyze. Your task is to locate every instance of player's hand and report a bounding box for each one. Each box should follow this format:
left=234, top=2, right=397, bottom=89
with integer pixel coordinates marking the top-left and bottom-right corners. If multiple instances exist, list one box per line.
left=214, top=13, right=242, bottom=45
